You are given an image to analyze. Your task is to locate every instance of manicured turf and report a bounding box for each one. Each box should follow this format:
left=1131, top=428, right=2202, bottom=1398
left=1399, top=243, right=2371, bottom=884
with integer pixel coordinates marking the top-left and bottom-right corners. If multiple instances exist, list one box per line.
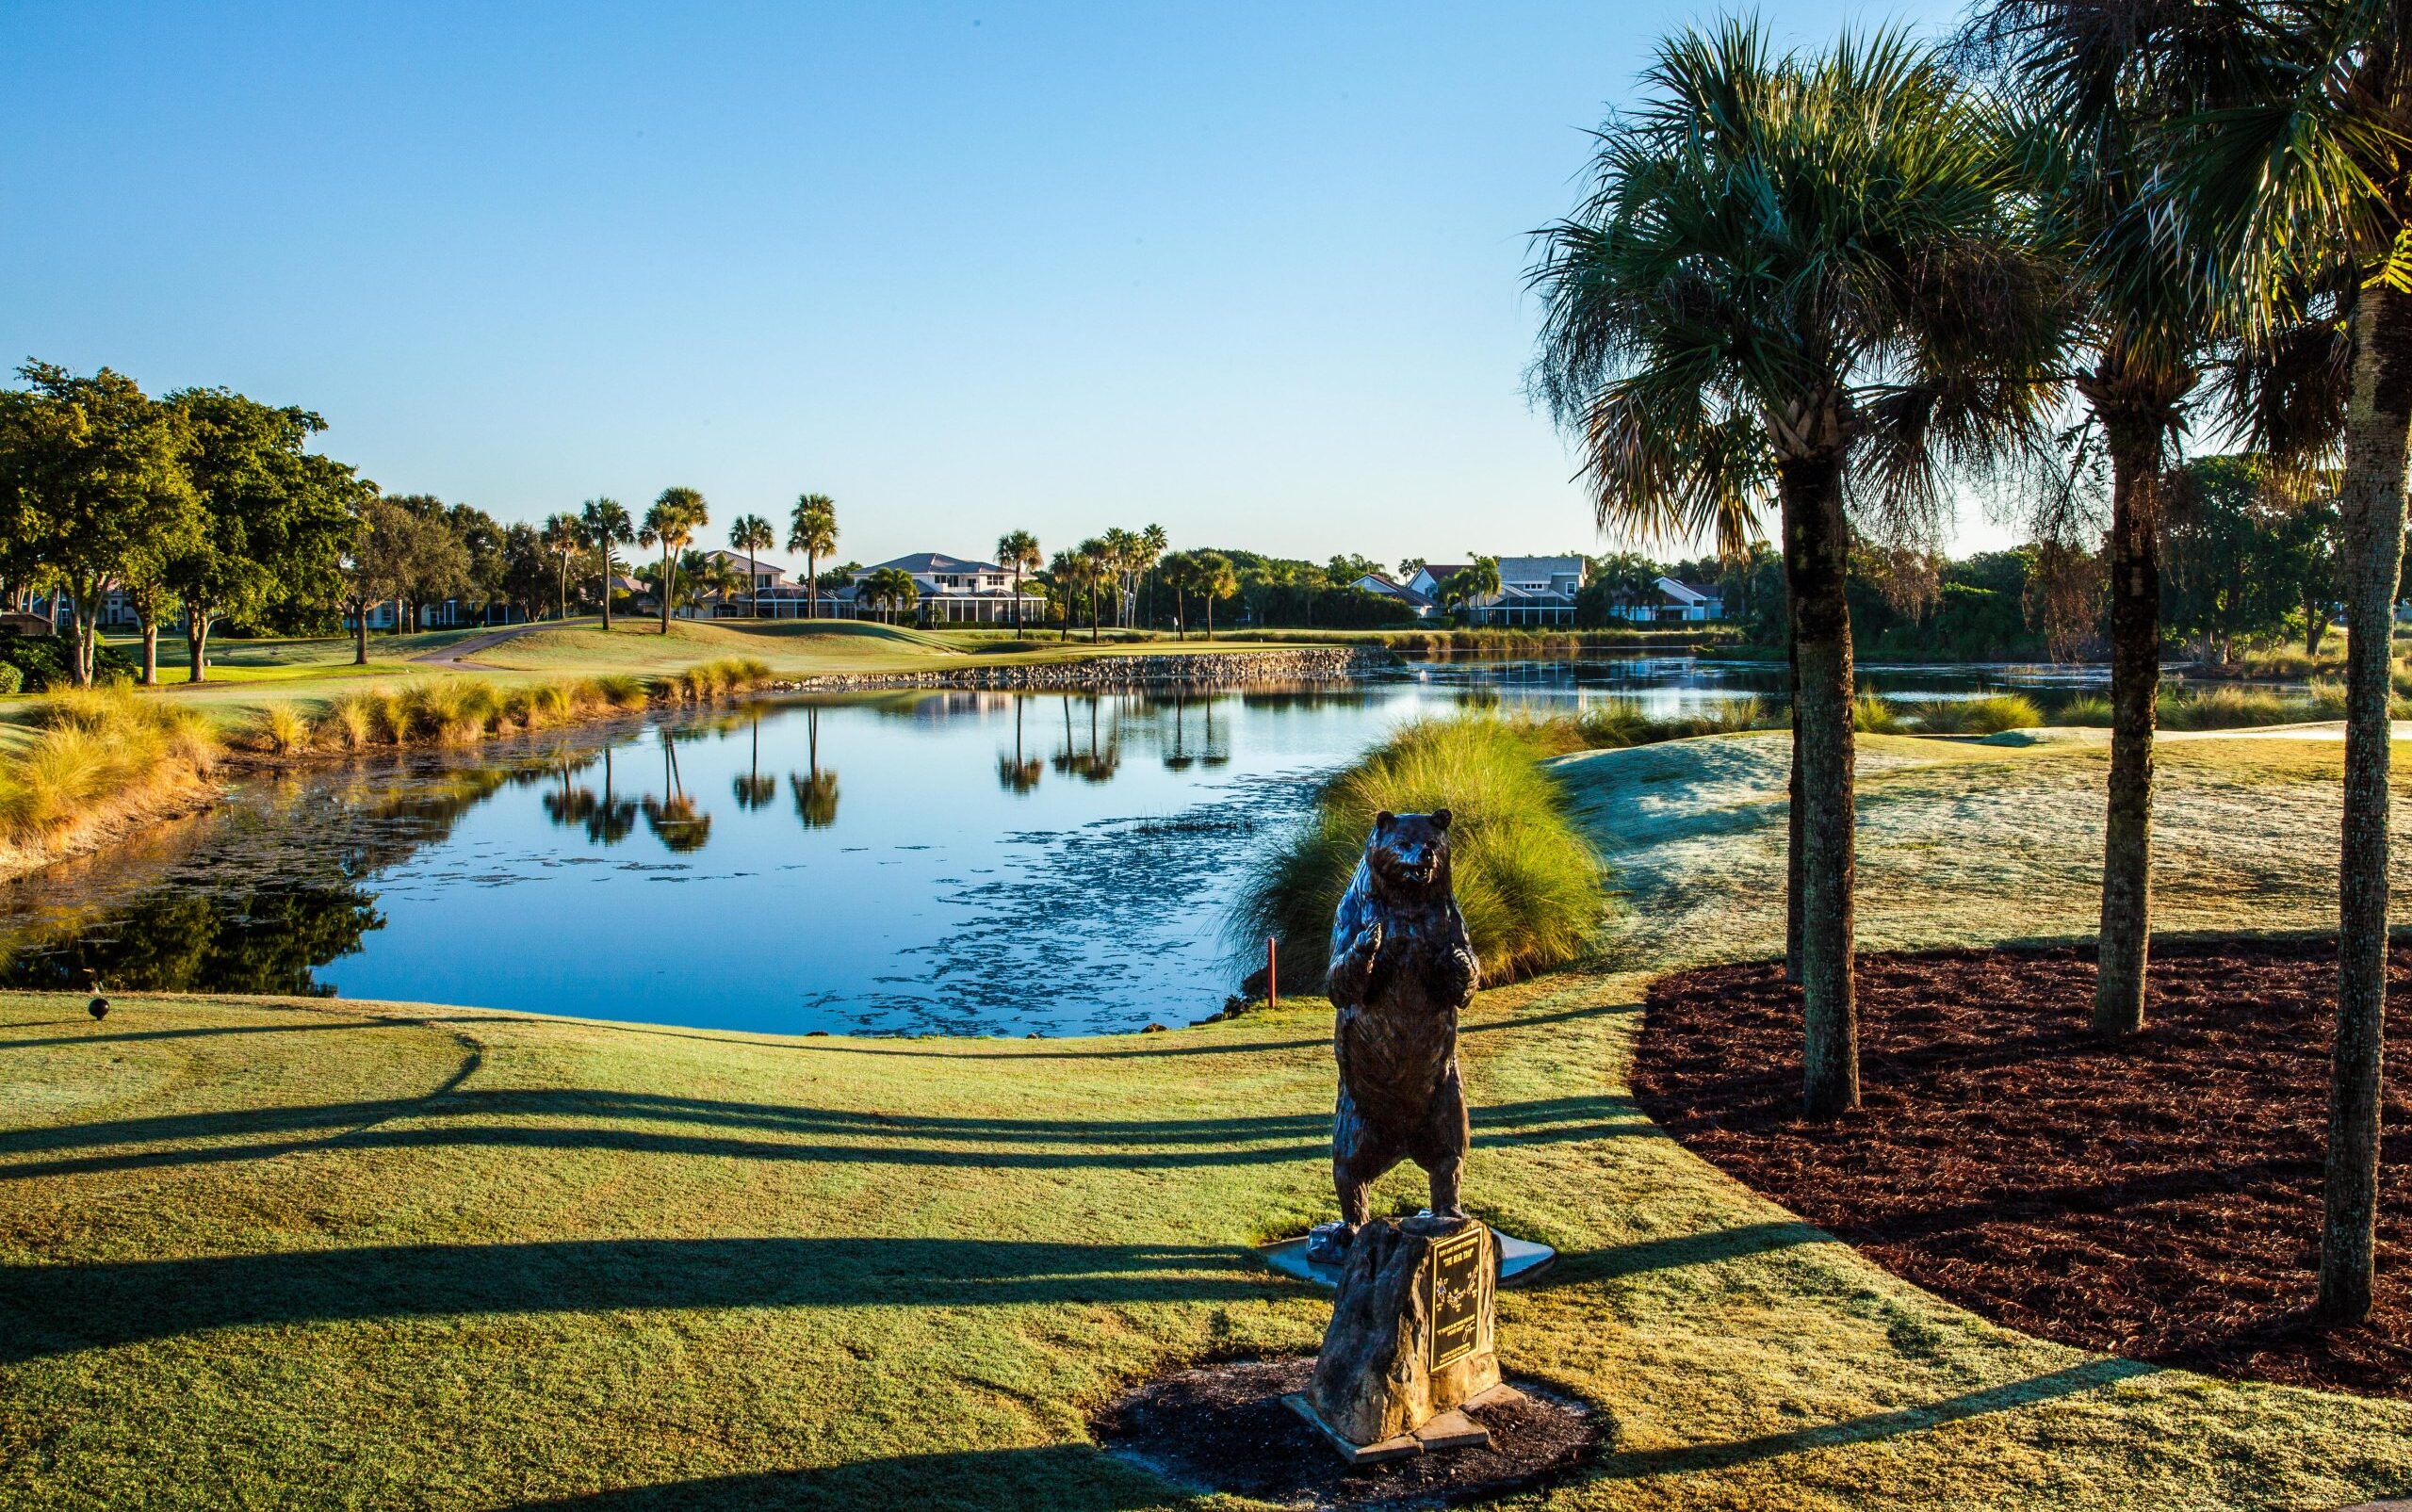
left=5, top=728, right=2412, bottom=1507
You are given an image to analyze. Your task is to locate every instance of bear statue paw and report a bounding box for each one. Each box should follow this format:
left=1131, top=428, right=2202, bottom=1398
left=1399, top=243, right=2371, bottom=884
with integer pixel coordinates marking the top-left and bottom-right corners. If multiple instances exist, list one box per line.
left=1304, top=1220, right=1359, bottom=1266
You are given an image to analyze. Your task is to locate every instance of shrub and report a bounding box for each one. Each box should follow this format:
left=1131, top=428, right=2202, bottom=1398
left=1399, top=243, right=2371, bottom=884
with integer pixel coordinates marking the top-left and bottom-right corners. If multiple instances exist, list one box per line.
left=319, top=692, right=379, bottom=750
left=252, top=702, right=312, bottom=755
left=2058, top=693, right=2112, bottom=726
left=0, top=664, right=22, bottom=696
left=1854, top=694, right=1908, bottom=734
left=1231, top=717, right=1605, bottom=991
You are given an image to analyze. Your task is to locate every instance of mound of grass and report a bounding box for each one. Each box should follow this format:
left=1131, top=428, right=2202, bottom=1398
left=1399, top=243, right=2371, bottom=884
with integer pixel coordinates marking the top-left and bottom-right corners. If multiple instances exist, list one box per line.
left=1231, top=716, right=1605, bottom=989
left=1910, top=693, right=2043, bottom=735
left=0, top=689, right=220, bottom=843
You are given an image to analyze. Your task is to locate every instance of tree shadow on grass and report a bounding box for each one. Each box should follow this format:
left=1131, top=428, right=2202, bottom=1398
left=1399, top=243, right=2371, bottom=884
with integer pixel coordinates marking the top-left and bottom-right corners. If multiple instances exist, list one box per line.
left=504, top=1446, right=1181, bottom=1511
left=0, top=1237, right=1288, bottom=1363
left=0, top=1091, right=1647, bottom=1183
left=1587, top=1357, right=2164, bottom=1481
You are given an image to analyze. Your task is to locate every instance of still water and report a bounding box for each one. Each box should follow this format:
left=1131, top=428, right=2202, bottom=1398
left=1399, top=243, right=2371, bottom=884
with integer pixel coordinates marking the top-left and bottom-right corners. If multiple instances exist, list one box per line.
left=6, top=656, right=2103, bottom=1036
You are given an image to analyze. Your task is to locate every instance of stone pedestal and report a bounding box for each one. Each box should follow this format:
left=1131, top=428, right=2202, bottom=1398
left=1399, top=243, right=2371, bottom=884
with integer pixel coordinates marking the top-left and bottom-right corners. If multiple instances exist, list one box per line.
left=1303, top=1213, right=1501, bottom=1449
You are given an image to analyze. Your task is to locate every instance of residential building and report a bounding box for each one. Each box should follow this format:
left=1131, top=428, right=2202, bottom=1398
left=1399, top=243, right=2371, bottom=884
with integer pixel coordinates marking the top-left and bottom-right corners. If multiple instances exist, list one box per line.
left=1458, top=555, right=1589, bottom=626
left=1601, top=576, right=1725, bottom=625
left=842, top=552, right=1050, bottom=625
left=1350, top=572, right=1440, bottom=621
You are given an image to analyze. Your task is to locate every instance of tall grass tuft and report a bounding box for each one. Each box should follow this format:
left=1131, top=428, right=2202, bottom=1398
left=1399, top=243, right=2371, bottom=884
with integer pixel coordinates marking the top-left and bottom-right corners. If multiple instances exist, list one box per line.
left=1854, top=694, right=1908, bottom=734
left=0, top=689, right=223, bottom=844
left=1231, top=717, right=1605, bottom=992
left=1911, top=694, right=2042, bottom=735
left=253, top=702, right=313, bottom=755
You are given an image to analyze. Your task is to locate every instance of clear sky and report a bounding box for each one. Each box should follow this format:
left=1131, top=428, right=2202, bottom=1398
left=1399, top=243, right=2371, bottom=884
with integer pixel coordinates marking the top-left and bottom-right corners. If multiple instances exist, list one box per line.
left=4, top=1, right=1990, bottom=577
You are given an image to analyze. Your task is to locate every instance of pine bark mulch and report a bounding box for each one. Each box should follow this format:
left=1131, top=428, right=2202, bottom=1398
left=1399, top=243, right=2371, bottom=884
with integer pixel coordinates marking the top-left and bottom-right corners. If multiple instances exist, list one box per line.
left=1634, top=937, right=2412, bottom=1397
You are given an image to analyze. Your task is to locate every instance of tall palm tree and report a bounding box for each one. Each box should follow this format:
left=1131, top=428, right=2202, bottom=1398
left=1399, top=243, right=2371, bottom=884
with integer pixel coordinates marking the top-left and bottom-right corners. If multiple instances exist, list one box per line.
left=540, top=513, right=583, bottom=622
left=1101, top=527, right=1141, bottom=628
left=996, top=528, right=1041, bottom=632
left=1528, top=21, right=2064, bottom=1116
left=1441, top=558, right=1502, bottom=622
left=2139, top=0, right=2412, bottom=1325
left=1046, top=548, right=1085, bottom=642
left=580, top=497, right=633, bottom=632
left=862, top=565, right=919, bottom=624
left=728, top=513, right=775, bottom=618
left=789, top=494, right=839, bottom=621
left=643, top=487, right=708, bottom=635
left=1140, top=523, right=1169, bottom=629
left=1159, top=550, right=1198, bottom=640
left=1079, top=537, right=1115, bottom=643
left=1965, top=1, right=2225, bottom=1034
left=1194, top=550, right=1236, bottom=640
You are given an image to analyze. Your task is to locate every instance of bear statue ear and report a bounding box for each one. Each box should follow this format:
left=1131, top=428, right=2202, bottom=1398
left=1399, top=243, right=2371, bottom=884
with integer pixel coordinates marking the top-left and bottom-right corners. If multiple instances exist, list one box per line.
left=1432, top=807, right=1453, bottom=831
left=1374, top=809, right=1395, bottom=830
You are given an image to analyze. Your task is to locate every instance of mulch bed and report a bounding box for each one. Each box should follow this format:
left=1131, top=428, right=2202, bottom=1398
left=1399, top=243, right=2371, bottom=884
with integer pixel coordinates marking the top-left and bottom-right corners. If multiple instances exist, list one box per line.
left=1635, top=937, right=2412, bottom=1396
left=1093, top=1357, right=1600, bottom=1509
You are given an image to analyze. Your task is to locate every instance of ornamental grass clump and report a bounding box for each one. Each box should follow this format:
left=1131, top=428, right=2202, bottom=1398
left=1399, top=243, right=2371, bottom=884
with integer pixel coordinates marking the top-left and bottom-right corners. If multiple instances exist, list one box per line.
left=0, top=689, right=221, bottom=843
left=1232, top=716, right=1604, bottom=990
left=1911, top=694, right=2042, bottom=735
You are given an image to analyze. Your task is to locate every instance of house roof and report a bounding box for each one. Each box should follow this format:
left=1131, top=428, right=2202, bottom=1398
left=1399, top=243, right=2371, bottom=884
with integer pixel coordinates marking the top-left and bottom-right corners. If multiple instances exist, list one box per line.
left=1415, top=563, right=1474, bottom=586
left=700, top=548, right=790, bottom=581
left=1670, top=577, right=1723, bottom=599
left=1353, top=573, right=1436, bottom=610
left=864, top=552, right=1007, bottom=577
left=1497, top=555, right=1585, bottom=582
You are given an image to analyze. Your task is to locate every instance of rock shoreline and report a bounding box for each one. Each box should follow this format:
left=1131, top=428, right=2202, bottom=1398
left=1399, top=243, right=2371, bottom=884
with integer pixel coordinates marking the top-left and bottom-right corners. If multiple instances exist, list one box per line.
left=769, top=645, right=1399, bottom=693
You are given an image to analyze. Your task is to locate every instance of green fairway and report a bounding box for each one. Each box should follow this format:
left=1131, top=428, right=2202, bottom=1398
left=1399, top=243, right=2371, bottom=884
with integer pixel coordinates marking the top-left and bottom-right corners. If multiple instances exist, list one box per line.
left=4, top=727, right=2410, bottom=1508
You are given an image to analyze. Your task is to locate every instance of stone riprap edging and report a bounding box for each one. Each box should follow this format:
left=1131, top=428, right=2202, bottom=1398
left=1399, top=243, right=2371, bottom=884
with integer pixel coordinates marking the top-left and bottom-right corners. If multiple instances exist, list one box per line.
left=773, top=645, right=1398, bottom=693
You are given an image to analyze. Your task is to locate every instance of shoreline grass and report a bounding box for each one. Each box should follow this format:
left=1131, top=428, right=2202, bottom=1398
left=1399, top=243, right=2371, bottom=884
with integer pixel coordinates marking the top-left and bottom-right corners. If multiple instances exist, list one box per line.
left=0, top=689, right=220, bottom=847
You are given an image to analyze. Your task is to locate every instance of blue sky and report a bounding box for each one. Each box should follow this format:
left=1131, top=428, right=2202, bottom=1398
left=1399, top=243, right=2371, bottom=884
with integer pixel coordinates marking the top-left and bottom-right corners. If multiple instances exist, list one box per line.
left=4, top=2, right=1986, bottom=574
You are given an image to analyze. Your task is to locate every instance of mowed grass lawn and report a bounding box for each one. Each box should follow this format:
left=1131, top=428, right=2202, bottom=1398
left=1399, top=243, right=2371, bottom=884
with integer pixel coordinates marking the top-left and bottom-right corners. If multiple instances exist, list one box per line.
left=7, top=728, right=2412, bottom=1508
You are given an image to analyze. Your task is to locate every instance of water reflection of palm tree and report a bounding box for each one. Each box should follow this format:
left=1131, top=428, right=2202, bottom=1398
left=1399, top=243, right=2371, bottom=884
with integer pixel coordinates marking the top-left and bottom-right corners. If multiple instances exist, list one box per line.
left=1050, top=695, right=1121, bottom=784
left=1163, top=692, right=1195, bottom=771
left=1200, top=695, right=1230, bottom=767
left=732, top=712, right=777, bottom=810
left=586, top=744, right=639, bottom=846
left=790, top=707, right=840, bottom=828
left=643, top=730, right=713, bottom=852
left=997, top=697, right=1042, bottom=793
left=543, top=758, right=598, bottom=829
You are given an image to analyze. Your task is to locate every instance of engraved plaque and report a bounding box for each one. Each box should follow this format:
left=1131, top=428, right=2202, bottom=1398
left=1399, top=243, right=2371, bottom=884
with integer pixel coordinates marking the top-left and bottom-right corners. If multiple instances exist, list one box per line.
left=1426, top=1225, right=1485, bottom=1371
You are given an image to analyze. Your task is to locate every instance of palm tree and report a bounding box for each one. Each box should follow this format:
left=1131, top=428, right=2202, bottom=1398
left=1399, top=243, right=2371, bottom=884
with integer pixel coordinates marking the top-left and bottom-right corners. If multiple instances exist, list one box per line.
left=789, top=495, right=839, bottom=621
left=1139, top=523, right=1169, bottom=628
left=1159, top=550, right=1198, bottom=640
left=1194, top=550, right=1236, bottom=641
left=580, top=497, right=634, bottom=632
left=861, top=565, right=919, bottom=624
left=540, top=513, right=583, bottom=621
left=1966, top=1, right=2228, bottom=1037
left=1046, top=549, right=1085, bottom=642
left=643, top=487, right=708, bottom=635
left=1079, top=537, right=1115, bottom=643
left=728, top=513, right=775, bottom=618
left=996, top=528, right=1041, bottom=632
left=1441, top=557, right=1502, bottom=622
left=1528, top=21, right=2063, bottom=1117
left=1101, top=527, right=1141, bottom=628
left=2133, top=0, right=2412, bottom=1325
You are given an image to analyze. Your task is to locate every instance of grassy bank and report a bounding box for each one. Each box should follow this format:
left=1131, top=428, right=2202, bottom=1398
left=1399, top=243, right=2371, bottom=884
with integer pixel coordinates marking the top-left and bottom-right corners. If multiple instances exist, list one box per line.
left=1233, top=716, right=1605, bottom=988
left=237, top=658, right=774, bottom=756
left=0, top=690, right=221, bottom=875
left=6, top=727, right=2412, bottom=1507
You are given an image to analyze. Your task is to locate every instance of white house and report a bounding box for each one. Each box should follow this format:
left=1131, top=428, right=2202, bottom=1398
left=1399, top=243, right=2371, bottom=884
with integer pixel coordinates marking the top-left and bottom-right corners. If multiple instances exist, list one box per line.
left=1350, top=572, right=1441, bottom=620
left=1457, top=555, right=1589, bottom=626
left=843, top=553, right=1051, bottom=625
left=1602, top=576, right=1724, bottom=624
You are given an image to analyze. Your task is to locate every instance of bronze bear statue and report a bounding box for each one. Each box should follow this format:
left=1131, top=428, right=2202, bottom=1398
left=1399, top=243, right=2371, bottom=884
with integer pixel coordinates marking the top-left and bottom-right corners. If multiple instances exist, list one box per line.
left=1308, top=808, right=1479, bottom=1263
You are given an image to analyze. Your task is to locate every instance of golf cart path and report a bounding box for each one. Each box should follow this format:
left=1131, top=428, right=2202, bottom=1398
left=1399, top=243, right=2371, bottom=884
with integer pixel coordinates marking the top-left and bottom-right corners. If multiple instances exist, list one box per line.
left=412, top=625, right=545, bottom=668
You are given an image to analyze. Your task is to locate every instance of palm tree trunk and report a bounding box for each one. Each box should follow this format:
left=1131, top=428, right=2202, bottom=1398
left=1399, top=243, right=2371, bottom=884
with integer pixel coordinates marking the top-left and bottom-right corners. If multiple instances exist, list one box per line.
left=1786, top=633, right=1803, bottom=983
left=2095, top=411, right=2165, bottom=1034
left=1089, top=585, right=1100, bottom=644
left=660, top=546, right=673, bottom=634
left=807, top=551, right=819, bottom=621
left=1781, top=450, right=1858, bottom=1118
left=2321, top=280, right=2412, bottom=1325
left=600, top=552, right=614, bottom=632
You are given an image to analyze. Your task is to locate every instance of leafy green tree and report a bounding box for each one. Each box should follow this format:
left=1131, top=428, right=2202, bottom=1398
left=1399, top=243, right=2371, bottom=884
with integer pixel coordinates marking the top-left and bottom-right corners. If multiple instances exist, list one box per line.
left=1528, top=23, right=2062, bottom=1116
left=580, top=497, right=633, bottom=632
left=996, top=528, right=1041, bottom=632
left=1326, top=553, right=1383, bottom=584
left=1578, top=552, right=1663, bottom=626
left=728, top=512, right=774, bottom=617
left=2160, top=456, right=2337, bottom=663
left=641, top=486, right=708, bottom=634
left=501, top=522, right=556, bottom=624
left=787, top=494, right=838, bottom=622
left=166, top=388, right=361, bottom=680
left=339, top=495, right=418, bottom=664
left=0, top=362, right=198, bottom=685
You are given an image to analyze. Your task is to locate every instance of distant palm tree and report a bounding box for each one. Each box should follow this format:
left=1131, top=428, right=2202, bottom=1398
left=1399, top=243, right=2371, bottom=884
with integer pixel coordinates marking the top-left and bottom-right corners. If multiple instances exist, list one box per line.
left=540, top=513, right=583, bottom=621
left=1527, top=21, right=2062, bottom=1116
left=1046, top=548, right=1086, bottom=642
left=1101, top=527, right=1141, bottom=628
left=1158, top=551, right=1198, bottom=640
left=788, top=495, right=839, bottom=621
left=1079, top=537, right=1115, bottom=643
left=580, top=497, right=634, bottom=632
left=861, top=566, right=919, bottom=624
left=996, top=528, right=1041, bottom=632
left=1440, top=558, right=1501, bottom=620
left=1139, top=523, right=1169, bottom=628
left=728, top=513, right=775, bottom=618
left=643, top=487, right=709, bottom=635
left=1193, top=550, right=1236, bottom=641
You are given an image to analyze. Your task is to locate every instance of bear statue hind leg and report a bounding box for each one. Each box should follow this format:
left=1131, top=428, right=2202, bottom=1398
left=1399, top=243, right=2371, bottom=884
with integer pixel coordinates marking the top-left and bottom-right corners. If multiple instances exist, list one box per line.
left=1413, top=1062, right=1473, bottom=1219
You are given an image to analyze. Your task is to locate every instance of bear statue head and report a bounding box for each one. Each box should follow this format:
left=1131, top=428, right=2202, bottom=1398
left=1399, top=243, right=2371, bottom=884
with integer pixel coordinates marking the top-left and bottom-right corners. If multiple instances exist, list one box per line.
left=1365, top=808, right=1454, bottom=898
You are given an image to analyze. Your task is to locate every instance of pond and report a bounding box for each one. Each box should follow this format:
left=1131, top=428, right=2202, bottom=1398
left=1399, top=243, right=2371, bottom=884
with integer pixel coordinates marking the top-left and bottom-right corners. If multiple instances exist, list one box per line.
left=4, top=655, right=2110, bottom=1037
